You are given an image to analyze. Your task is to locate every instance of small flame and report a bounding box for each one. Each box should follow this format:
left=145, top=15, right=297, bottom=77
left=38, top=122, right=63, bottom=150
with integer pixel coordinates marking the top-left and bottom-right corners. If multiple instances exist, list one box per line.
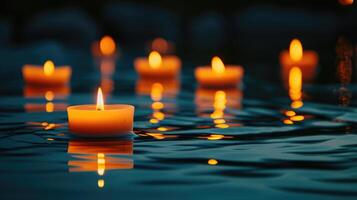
left=289, top=39, right=303, bottom=62
left=149, top=51, right=162, bottom=69
left=44, top=60, right=55, bottom=76
left=211, top=56, right=225, bottom=74
left=100, top=35, right=116, bottom=56
left=96, top=87, right=105, bottom=111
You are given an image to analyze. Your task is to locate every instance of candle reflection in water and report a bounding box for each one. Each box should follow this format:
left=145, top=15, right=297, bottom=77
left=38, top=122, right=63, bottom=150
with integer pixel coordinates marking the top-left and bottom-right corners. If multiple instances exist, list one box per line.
left=136, top=78, right=179, bottom=139
left=195, top=87, right=242, bottom=130
left=336, top=37, right=353, bottom=107
left=280, top=39, right=318, bottom=86
left=94, top=36, right=117, bottom=96
left=24, top=85, right=69, bottom=113
left=67, top=138, right=134, bottom=189
left=283, top=66, right=305, bottom=125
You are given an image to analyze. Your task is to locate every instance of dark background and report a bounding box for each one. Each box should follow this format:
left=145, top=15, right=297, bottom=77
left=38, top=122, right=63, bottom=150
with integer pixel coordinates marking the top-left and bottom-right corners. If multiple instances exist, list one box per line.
left=0, top=0, right=356, bottom=83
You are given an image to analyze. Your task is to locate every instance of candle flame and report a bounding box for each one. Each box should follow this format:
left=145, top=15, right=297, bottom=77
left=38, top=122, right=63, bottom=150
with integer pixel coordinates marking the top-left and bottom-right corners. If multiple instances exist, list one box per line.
left=44, top=60, right=55, bottom=76
left=289, top=39, right=303, bottom=62
left=149, top=51, right=162, bottom=69
left=211, top=56, right=225, bottom=74
left=96, top=87, right=105, bottom=111
left=100, top=35, right=116, bottom=56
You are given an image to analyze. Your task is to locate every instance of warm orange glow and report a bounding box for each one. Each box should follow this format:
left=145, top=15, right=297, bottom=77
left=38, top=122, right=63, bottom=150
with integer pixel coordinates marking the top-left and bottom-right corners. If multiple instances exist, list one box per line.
left=211, top=56, right=225, bottom=74
left=152, top=37, right=169, bottom=53
left=208, top=159, right=218, bottom=165
left=157, top=127, right=168, bottom=131
left=290, top=115, right=304, bottom=121
left=283, top=119, right=294, bottom=125
left=97, top=153, right=105, bottom=175
left=207, top=134, right=224, bottom=140
left=149, top=51, right=162, bottom=69
left=285, top=110, right=296, bottom=117
left=96, top=87, right=105, bottom=111
left=45, top=91, right=54, bottom=101
left=46, top=102, right=54, bottom=112
left=44, top=60, right=55, bottom=76
left=153, top=111, right=165, bottom=120
left=289, top=67, right=302, bottom=101
left=339, top=0, right=354, bottom=5
left=291, top=100, right=303, bottom=109
left=147, top=133, right=165, bottom=140
left=98, top=179, right=105, bottom=188
left=100, top=35, right=116, bottom=56
left=289, top=39, right=303, bottom=62
left=151, top=83, right=164, bottom=101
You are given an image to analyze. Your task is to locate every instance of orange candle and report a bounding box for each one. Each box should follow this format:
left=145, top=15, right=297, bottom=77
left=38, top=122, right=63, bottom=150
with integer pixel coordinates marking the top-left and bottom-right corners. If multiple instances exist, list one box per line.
left=195, top=56, right=244, bottom=88
left=280, top=39, right=319, bottom=84
left=67, top=88, right=135, bottom=137
left=134, top=51, right=181, bottom=78
left=23, top=60, right=71, bottom=86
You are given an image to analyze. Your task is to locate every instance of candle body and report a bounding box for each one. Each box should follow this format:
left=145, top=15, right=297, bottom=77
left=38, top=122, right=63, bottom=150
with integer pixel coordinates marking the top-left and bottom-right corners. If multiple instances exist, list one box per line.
left=280, top=50, right=319, bottom=83
left=67, top=104, right=135, bottom=137
left=195, top=66, right=244, bottom=88
left=23, top=65, right=71, bottom=86
left=134, top=56, right=181, bottom=78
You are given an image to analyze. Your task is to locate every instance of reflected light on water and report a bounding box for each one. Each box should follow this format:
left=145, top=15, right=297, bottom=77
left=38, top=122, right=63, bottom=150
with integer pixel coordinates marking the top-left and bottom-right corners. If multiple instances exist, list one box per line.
left=208, top=159, right=218, bottom=165
left=289, top=67, right=303, bottom=109
left=100, top=35, right=116, bottom=56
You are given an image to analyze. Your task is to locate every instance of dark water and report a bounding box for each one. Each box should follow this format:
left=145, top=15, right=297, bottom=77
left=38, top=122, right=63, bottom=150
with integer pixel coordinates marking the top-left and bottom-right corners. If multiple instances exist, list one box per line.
left=1, top=60, right=357, bottom=200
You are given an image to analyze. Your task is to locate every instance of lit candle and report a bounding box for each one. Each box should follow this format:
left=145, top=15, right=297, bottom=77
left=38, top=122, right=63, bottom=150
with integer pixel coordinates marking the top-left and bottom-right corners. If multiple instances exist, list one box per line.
left=151, top=37, right=174, bottom=54
left=67, top=88, right=135, bottom=137
left=134, top=51, right=181, bottom=78
left=23, top=60, right=71, bottom=86
left=280, top=39, right=319, bottom=84
left=195, top=56, right=244, bottom=88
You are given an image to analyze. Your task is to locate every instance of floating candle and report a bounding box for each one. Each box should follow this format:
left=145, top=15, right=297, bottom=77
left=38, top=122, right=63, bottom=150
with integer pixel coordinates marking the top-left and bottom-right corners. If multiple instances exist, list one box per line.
left=280, top=39, right=319, bottom=84
left=23, top=60, right=71, bottom=86
left=195, top=56, right=243, bottom=88
left=134, top=51, right=181, bottom=78
left=67, top=88, right=135, bottom=137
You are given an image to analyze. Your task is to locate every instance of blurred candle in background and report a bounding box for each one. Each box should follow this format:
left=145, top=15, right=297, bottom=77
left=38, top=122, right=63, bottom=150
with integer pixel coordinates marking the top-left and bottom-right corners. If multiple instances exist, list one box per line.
left=151, top=37, right=175, bottom=55
left=195, top=56, right=243, bottom=88
left=23, top=60, right=72, bottom=86
left=134, top=51, right=181, bottom=78
left=280, top=39, right=318, bottom=85
left=339, top=0, right=354, bottom=6
left=92, top=35, right=118, bottom=58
